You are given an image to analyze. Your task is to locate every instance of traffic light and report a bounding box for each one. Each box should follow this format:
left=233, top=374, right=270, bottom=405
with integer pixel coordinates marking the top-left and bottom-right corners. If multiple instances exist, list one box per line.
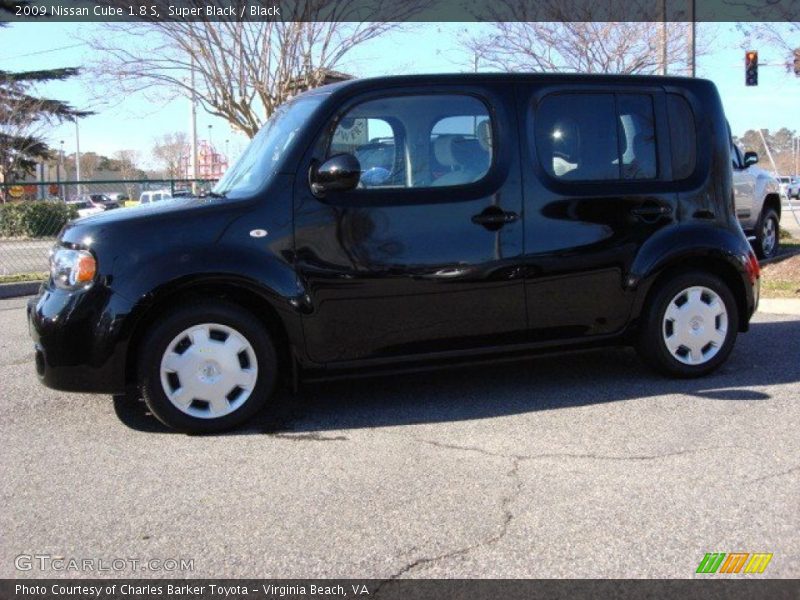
left=745, top=51, right=758, bottom=86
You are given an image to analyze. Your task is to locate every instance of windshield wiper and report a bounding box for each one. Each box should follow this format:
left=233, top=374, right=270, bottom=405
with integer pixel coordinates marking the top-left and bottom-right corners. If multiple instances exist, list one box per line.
left=206, top=190, right=227, bottom=199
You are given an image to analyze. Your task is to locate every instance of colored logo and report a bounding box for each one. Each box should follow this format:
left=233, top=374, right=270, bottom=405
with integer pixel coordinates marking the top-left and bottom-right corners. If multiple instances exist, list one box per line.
left=696, top=552, right=773, bottom=574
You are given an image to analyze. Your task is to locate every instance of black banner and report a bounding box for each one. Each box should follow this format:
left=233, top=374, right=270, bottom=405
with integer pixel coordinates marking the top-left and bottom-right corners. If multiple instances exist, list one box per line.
left=3, top=0, right=800, bottom=23
left=1, top=580, right=800, bottom=600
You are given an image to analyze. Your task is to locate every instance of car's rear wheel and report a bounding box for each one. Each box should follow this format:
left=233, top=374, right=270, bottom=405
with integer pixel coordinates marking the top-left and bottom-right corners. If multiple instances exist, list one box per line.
left=754, top=208, right=780, bottom=259
left=138, top=302, right=277, bottom=433
left=637, top=271, right=739, bottom=378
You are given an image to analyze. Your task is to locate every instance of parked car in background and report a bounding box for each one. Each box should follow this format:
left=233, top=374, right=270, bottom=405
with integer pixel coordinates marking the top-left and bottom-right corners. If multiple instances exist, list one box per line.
left=778, top=176, right=792, bottom=201
left=731, top=145, right=782, bottom=259
left=66, top=198, right=105, bottom=219
left=139, top=189, right=173, bottom=204
left=105, top=192, right=130, bottom=205
left=29, top=73, right=760, bottom=433
left=788, top=176, right=800, bottom=200
left=80, top=193, right=121, bottom=210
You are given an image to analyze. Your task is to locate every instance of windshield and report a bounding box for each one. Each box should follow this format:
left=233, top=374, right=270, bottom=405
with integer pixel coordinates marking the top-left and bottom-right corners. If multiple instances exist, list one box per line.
left=212, top=95, right=325, bottom=198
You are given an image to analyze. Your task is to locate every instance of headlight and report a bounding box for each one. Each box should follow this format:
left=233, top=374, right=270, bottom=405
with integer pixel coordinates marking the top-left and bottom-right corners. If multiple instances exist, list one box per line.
left=49, top=247, right=97, bottom=290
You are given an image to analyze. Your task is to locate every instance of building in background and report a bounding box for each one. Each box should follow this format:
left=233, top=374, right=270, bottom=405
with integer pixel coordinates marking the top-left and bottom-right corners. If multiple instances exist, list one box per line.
left=180, top=140, right=228, bottom=180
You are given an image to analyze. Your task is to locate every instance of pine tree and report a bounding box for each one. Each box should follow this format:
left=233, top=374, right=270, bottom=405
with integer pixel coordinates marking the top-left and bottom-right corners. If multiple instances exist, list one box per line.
left=0, top=1, right=92, bottom=196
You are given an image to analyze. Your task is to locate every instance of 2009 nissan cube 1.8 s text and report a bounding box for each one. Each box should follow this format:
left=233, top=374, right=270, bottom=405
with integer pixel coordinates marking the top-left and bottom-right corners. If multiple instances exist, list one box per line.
left=28, top=74, right=760, bottom=433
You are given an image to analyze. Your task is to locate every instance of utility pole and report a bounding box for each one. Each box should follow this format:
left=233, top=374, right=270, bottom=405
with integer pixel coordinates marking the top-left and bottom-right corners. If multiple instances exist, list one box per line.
left=190, top=54, right=198, bottom=193
left=57, top=140, right=64, bottom=200
left=661, top=0, right=668, bottom=75
left=757, top=129, right=778, bottom=174
left=688, top=0, right=696, bottom=77
left=795, top=136, right=799, bottom=177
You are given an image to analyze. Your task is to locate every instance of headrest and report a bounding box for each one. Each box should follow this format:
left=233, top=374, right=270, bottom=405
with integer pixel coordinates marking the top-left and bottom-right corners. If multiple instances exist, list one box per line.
left=477, top=120, right=492, bottom=152
left=434, top=135, right=461, bottom=167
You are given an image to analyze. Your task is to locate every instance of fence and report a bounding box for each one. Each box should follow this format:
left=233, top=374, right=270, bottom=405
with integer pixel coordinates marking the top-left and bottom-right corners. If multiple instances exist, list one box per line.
left=0, top=178, right=217, bottom=279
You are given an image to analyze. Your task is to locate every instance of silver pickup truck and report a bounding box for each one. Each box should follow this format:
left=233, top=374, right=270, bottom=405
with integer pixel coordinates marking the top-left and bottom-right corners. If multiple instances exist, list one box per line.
left=731, top=145, right=782, bottom=259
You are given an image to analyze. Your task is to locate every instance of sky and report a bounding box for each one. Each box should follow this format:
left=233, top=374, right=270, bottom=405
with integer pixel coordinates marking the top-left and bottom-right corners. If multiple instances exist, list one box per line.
left=1, top=21, right=799, bottom=170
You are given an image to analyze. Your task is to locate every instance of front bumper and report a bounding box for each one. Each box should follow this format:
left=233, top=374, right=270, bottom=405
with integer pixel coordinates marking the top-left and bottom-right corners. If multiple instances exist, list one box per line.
left=27, top=282, right=132, bottom=394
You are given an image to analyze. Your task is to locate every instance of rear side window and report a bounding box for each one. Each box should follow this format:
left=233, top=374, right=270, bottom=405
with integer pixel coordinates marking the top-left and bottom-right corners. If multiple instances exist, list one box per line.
left=618, top=95, right=657, bottom=180
left=666, top=94, right=697, bottom=180
left=534, top=92, right=658, bottom=182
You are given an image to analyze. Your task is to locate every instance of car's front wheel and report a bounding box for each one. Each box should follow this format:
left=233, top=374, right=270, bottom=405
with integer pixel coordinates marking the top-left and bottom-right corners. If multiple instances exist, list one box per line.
left=637, top=271, right=739, bottom=378
left=138, top=301, right=277, bottom=433
left=754, top=208, right=780, bottom=259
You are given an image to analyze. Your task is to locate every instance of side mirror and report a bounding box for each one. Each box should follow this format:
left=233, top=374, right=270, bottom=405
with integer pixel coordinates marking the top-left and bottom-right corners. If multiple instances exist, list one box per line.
left=743, top=151, right=759, bottom=167
left=310, top=153, right=361, bottom=197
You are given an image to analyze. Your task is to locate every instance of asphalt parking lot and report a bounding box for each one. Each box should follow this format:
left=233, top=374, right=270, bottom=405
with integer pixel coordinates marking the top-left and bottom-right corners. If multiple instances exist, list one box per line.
left=1, top=295, right=798, bottom=579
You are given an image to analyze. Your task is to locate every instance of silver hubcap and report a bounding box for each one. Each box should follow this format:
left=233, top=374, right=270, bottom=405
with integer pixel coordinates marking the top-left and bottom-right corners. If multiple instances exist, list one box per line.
left=662, top=286, right=728, bottom=366
left=762, top=217, right=776, bottom=255
left=159, top=323, right=258, bottom=419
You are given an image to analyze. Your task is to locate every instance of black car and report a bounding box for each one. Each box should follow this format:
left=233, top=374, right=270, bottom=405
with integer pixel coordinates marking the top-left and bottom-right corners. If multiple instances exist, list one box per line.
left=29, top=74, right=760, bottom=433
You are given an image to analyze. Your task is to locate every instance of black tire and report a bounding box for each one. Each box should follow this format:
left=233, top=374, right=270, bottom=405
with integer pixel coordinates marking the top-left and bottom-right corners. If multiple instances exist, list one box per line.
left=636, top=270, right=739, bottom=378
left=138, top=301, right=277, bottom=433
left=754, top=208, right=780, bottom=259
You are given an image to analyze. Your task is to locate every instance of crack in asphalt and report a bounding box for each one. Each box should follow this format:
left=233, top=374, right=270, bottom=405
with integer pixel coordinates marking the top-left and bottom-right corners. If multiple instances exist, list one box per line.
left=400, top=434, right=719, bottom=464
left=375, top=433, right=732, bottom=583
left=270, top=432, right=349, bottom=442
left=745, top=464, right=800, bottom=484
left=376, top=456, right=523, bottom=592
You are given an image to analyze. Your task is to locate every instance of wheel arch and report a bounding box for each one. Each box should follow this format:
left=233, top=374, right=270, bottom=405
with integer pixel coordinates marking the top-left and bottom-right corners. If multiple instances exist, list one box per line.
left=123, top=277, right=299, bottom=389
left=629, top=224, right=755, bottom=334
left=762, top=193, right=781, bottom=220
left=631, top=256, right=751, bottom=334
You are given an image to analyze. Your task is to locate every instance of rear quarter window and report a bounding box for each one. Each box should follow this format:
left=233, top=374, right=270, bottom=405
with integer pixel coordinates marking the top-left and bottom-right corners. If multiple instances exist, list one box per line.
left=666, top=94, right=697, bottom=180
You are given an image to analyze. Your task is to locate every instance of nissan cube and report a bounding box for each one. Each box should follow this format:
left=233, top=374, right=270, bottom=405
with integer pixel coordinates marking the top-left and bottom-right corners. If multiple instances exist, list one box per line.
left=28, top=74, right=760, bottom=432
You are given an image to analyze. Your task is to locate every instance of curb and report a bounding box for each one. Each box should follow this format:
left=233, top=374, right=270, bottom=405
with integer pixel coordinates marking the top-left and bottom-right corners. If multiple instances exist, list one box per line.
left=758, top=298, right=800, bottom=316
left=0, top=281, right=41, bottom=299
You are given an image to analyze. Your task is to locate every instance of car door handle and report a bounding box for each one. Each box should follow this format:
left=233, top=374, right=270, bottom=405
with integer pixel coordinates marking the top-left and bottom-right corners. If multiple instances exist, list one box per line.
left=471, top=206, right=519, bottom=231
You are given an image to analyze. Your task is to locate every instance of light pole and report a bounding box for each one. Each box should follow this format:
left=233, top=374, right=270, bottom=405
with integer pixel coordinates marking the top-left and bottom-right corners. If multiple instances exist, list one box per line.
left=74, top=119, right=82, bottom=196
left=189, top=53, right=198, bottom=193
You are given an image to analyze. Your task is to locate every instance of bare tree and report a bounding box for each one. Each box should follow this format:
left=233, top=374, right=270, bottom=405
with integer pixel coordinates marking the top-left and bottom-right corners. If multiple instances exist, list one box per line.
left=739, top=22, right=800, bottom=74
left=87, top=1, right=423, bottom=139
left=152, top=132, right=189, bottom=179
left=463, top=22, right=710, bottom=75
left=78, top=152, right=99, bottom=181
left=113, top=149, right=141, bottom=199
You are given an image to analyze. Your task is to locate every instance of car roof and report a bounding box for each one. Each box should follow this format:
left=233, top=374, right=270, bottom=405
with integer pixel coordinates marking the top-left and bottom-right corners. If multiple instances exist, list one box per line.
left=301, top=72, right=713, bottom=97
